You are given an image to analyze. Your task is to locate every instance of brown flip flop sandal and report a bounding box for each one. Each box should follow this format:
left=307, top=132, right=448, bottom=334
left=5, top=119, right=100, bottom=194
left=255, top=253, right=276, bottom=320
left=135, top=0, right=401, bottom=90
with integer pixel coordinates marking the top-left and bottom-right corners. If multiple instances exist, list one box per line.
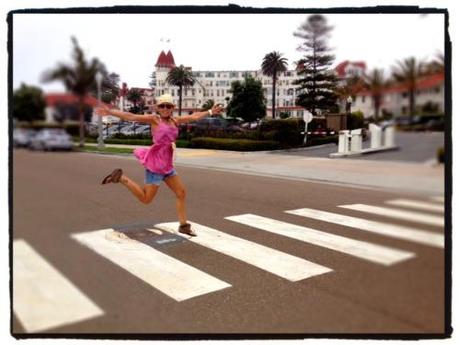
left=101, top=168, right=123, bottom=184
left=178, top=223, right=197, bottom=237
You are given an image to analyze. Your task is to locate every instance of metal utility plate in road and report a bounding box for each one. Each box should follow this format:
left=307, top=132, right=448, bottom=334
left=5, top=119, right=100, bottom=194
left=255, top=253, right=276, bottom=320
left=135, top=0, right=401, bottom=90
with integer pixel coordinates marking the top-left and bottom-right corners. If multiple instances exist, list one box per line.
left=111, top=223, right=187, bottom=248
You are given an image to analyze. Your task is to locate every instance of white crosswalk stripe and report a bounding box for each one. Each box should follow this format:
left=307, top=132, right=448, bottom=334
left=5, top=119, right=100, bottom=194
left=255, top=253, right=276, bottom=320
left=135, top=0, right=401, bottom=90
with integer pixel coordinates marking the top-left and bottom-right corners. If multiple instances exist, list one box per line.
left=339, top=204, right=444, bottom=227
left=225, top=214, right=415, bottom=266
left=431, top=196, right=444, bottom=203
left=13, top=239, right=104, bottom=333
left=285, top=208, right=444, bottom=248
left=71, top=229, right=231, bottom=302
left=385, top=199, right=444, bottom=213
left=155, top=221, right=332, bottom=281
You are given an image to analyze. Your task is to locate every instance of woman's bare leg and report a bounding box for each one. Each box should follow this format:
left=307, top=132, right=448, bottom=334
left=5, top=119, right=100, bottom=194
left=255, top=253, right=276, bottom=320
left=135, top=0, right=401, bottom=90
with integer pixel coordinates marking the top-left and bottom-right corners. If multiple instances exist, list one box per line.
left=120, top=175, right=159, bottom=204
left=164, top=174, right=187, bottom=225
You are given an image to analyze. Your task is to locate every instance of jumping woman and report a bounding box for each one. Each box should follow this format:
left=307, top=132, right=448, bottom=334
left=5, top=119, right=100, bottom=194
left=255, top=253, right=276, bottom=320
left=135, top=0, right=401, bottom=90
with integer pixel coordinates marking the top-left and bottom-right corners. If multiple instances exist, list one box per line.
left=95, top=94, right=224, bottom=236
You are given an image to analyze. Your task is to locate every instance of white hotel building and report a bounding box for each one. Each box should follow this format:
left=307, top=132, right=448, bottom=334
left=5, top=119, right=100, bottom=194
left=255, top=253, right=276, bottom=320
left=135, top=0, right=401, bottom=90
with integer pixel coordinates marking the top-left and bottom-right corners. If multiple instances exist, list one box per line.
left=150, top=50, right=305, bottom=118
left=137, top=51, right=445, bottom=120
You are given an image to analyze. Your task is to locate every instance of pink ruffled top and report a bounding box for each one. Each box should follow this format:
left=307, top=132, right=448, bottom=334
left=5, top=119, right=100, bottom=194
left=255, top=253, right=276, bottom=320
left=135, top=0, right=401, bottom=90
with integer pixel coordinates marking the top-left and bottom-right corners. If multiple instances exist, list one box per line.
left=133, top=121, right=178, bottom=174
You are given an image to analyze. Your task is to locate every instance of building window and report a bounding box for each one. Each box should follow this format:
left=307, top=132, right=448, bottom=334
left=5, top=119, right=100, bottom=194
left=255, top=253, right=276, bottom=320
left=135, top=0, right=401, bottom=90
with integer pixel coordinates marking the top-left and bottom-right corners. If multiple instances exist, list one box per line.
left=362, top=96, right=366, bottom=102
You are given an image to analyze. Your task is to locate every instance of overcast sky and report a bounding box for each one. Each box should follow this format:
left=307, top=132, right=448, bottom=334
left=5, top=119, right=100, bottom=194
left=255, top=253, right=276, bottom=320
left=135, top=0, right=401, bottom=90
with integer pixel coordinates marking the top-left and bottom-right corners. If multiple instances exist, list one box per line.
left=12, top=11, right=444, bottom=92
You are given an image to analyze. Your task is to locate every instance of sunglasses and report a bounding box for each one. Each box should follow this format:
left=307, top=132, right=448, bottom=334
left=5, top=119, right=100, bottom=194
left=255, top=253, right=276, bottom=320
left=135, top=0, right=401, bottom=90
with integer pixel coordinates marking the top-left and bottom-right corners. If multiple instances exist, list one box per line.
left=158, top=104, right=174, bottom=109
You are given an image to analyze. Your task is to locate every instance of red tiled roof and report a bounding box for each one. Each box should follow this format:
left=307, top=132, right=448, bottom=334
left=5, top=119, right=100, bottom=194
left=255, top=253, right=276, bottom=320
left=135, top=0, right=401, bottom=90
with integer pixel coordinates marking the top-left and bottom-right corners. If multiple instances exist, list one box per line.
left=155, top=50, right=176, bottom=68
left=335, top=60, right=367, bottom=77
left=166, top=50, right=176, bottom=66
left=45, top=93, right=109, bottom=107
left=356, top=72, right=444, bottom=96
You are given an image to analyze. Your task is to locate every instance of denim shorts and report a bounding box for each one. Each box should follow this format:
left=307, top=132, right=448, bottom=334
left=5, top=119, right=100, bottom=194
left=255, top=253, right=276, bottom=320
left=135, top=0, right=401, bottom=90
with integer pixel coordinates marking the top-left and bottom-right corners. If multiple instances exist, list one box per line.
left=145, top=169, right=177, bottom=185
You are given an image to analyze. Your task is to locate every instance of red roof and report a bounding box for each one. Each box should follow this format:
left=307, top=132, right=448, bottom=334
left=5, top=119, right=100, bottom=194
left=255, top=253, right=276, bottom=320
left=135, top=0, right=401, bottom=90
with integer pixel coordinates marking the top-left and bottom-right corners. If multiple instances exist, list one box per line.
left=356, top=72, right=444, bottom=96
left=45, top=93, right=109, bottom=107
left=155, top=50, right=176, bottom=68
left=335, top=60, right=367, bottom=77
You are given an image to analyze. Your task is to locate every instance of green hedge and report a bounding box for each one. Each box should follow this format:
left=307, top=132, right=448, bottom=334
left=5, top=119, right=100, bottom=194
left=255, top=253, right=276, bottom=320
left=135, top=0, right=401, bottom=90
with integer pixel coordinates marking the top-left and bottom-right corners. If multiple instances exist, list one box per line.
left=190, top=137, right=279, bottom=151
left=259, top=118, right=305, bottom=147
left=347, top=111, right=364, bottom=130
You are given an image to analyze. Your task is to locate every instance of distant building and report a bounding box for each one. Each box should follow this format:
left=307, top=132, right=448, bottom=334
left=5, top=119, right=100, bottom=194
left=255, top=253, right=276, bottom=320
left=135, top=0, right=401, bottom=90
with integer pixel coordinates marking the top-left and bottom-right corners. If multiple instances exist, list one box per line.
left=150, top=50, right=306, bottom=119
left=44, top=93, right=109, bottom=123
left=352, top=72, right=445, bottom=118
left=335, top=60, right=367, bottom=81
left=130, top=51, right=445, bottom=120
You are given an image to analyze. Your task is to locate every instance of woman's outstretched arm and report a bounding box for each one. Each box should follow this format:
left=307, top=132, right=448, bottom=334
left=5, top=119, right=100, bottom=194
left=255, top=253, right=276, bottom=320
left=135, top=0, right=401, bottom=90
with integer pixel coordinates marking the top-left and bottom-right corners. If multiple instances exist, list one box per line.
left=95, top=104, right=159, bottom=124
left=174, top=104, right=225, bottom=124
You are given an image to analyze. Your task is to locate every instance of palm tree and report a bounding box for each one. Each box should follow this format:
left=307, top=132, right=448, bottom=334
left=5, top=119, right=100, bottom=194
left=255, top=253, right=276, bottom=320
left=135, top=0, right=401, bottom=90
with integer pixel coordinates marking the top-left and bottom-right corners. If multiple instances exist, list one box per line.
left=41, top=36, right=107, bottom=147
left=165, top=65, right=195, bottom=116
left=127, top=88, right=142, bottom=113
left=261, top=51, right=288, bottom=119
left=392, top=57, right=425, bottom=120
left=335, top=75, right=364, bottom=112
left=364, top=68, right=386, bottom=121
left=424, top=52, right=444, bottom=75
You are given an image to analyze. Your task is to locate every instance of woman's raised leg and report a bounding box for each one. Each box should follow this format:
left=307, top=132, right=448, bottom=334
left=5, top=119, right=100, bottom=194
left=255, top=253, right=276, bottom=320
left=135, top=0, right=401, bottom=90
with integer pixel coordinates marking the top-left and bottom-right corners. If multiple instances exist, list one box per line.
left=120, top=175, right=159, bottom=204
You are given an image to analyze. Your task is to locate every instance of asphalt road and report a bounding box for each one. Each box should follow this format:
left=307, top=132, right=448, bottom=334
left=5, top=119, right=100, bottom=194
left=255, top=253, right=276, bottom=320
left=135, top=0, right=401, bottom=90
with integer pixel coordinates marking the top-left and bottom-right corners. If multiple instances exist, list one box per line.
left=278, top=131, right=444, bottom=163
left=12, top=149, right=446, bottom=337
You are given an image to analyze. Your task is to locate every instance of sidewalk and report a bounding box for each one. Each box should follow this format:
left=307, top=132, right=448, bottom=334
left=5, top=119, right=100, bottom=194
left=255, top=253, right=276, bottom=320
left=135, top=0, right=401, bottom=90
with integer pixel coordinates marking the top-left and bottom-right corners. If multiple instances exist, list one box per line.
left=85, top=143, right=445, bottom=196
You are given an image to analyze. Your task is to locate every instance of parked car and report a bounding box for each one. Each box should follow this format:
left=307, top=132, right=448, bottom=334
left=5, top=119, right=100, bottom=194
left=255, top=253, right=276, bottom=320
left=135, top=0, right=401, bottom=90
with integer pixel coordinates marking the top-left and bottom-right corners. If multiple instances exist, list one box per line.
left=102, top=123, right=130, bottom=139
left=241, top=120, right=262, bottom=130
left=13, top=128, right=36, bottom=147
left=181, top=117, right=244, bottom=133
left=29, top=128, right=73, bottom=151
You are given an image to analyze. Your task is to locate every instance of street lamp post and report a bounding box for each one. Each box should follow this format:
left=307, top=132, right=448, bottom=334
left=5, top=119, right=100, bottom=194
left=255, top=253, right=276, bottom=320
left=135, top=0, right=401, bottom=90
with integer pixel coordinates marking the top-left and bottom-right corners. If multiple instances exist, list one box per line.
left=96, top=71, right=105, bottom=150
left=302, top=110, right=313, bottom=146
left=346, top=96, right=352, bottom=114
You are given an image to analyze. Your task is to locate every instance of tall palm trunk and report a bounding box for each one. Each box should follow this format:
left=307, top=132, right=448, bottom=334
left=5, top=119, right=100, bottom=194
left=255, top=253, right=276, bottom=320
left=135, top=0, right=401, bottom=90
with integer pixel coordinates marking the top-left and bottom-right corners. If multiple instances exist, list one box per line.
left=373, top=96, right=380, bottom=122
left=272, top=74, right=276, bottom=119
left=178, top=85, right=183, bottom=116
left=409, top=90, right=415, bottom=121
left=78, top=96, right=85, bottom=147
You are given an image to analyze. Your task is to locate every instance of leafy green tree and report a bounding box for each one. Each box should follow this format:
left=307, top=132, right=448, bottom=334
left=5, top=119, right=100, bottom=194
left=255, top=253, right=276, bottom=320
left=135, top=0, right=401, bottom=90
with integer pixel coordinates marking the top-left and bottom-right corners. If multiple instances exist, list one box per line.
left=165, top=65, right=195, bottom=116
left=226, top=75, right=266, bottom=122
left=293, top=14, right=338, bottom=116
left=201, top=99, right=215, bottom=111
left=12, top=83, right=46, bottom=122
left=364, top=68, right=386, bottom=121
left=149, top=71, right=156, bottom=89
left=41, top=36, right=110, bottom=147
left=261, top=51, right=288, bottom=119
left=392, top=57, right=425, bottom=119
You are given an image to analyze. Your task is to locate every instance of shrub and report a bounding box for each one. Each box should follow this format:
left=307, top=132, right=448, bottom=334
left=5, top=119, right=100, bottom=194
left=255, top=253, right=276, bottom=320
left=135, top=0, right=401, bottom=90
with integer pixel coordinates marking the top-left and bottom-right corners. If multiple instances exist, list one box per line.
left=259, top=118, right=305, bottom=148
left=347, top=111, right=364, bottom=130
left=437, top=147, right=444, bottom=164
left=190, top=137, right=279, bottom=151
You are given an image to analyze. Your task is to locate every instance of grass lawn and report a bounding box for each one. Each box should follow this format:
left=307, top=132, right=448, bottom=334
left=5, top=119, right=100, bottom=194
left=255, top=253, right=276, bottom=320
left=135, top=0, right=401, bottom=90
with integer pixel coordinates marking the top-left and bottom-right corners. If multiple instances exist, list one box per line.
left=77, top=145, right=134, bottom=154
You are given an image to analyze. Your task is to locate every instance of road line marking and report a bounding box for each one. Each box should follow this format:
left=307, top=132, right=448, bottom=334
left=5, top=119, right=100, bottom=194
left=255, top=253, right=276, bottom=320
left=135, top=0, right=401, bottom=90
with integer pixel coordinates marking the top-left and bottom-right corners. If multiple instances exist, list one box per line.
left=339, top=204, right=444, bottom=227
left=13, top=239, right=104, bottom=333
left=155, top=221, right=332, bottom=281
left=286, top=208, right=444, bottom=248
left=385, top=199, right=444, bottom=213
left=225, top=214, right=415, bottom=266
left=71, top=229, right=231, bottom=302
